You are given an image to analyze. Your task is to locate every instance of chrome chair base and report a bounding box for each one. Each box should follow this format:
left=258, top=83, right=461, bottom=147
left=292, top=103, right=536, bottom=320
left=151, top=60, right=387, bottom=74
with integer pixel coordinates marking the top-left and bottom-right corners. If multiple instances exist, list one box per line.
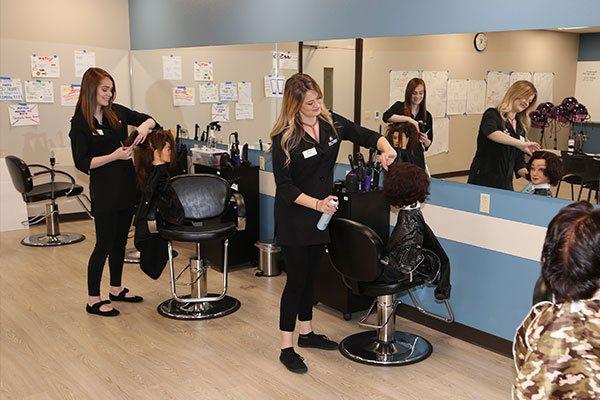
left=339, top=331, right=432, bottom=366
left=21, top=233, right=85, bottom=247
left=124, top=248, right=178, bottom=264
left=157, top=294, right=240, bottom=320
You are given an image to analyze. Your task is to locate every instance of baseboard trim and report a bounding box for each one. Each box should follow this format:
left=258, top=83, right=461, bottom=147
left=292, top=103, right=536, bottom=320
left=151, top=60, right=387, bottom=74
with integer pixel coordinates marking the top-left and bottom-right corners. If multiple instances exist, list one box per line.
left=396, top=303, right=512, bottom=358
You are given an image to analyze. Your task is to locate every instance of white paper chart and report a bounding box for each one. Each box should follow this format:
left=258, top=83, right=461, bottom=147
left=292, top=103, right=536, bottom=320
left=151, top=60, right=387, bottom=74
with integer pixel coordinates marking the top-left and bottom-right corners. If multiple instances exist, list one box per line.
left=24, top=80, right=54, bottom=103
left=264, top=75, right=284, bottom=98
left=446, top=79, right=468, bottom=115
left=219, top=82, right=238, bottom=101
left=426, top=117, right=450, bottom=157
left=162, top=55, right=182, bottom=80
left=0, top=77, right=23, bottom=101
left=172, top=86, right=195, bottom=106
left=8, top=103, right=40, bottom=126
left=485, top=71, right=510, bottom=109
left=31, top=54, right=60, bottom=78
left=211, top=103, right=230, bottom=122
left=194, top=61, right=213, bottom=81
left=237, top=81, right=252, bottom=104
left=389, top=70, right=420, bottom=106
left=422, top=70, right=448, bottom=118
left=60, top=84, right=80, bottom=106
left=74, top=50, right=95, bottom=77
left=273, top=51, right=298, bottom=70
left=199, top=82, right=219, bottom=103
left=235, top=103, right=254, bottom=120
left=509, top=71, right=532, bottom=86
left=533, top=72, right=554, bottom=104
left=466, top=80, right=487, bottom=115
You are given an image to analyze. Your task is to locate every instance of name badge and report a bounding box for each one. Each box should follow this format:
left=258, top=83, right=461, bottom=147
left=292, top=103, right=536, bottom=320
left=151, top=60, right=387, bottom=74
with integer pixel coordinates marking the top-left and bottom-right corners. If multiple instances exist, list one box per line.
left=519, top=135, right=525, bottom=142
left=328, top=137, right=338, bottom=146
left=302, top=147, right=317, bottom=159
left=95, top=129, right=104, bottom=136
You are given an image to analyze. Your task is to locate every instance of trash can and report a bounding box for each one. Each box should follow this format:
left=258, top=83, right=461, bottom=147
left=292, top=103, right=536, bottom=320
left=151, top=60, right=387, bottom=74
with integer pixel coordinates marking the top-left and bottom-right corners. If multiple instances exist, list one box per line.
left=255, top=240, right=281, bottom=277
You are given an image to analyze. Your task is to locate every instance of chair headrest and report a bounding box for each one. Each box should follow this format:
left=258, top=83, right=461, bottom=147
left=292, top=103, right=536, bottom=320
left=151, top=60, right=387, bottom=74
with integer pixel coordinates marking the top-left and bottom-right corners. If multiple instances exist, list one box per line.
left=5, top=156, right=32, bottom=194
left=170, top=174, right=230, bottom=221
left=328, top=217, right=384, bottom=283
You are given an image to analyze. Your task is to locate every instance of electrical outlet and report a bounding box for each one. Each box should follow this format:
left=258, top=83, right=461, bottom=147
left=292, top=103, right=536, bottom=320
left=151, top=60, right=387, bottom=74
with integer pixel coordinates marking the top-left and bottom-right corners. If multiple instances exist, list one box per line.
left=259, top=155, right=265, bottom=170
left=365, top=111, right=372, bottom=120
left=374, top=110, right=380, bottom=120
left=480, top=193, right=490, bottom=214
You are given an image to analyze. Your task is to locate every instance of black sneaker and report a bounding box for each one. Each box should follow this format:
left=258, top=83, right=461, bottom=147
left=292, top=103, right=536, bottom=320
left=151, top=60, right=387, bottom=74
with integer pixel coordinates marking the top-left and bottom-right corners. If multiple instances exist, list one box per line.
left=298, top=332, right=338, bottom=350
left=280, top=348, right=308, bottom=374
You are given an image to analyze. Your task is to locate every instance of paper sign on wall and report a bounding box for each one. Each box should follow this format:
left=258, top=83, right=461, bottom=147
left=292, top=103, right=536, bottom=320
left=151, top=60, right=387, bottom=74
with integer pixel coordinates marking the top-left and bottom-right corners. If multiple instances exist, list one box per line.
left=211, top=103, right=229, bottom=122
left=74, top=50, right=95, bottom=77
left=533, top=72, right=554, bottom=104
left=485, top=71, right=510, bottom=109
left=219, top=82, right=238, bottom=101
left=194, top=61, right=213, bottom=81
left=264, top=75, right=284, bottom=97
left=426, top=117, right=449, bottom=157
left=162, top=55, right=182, bottom=80
left=0, top=77, right=23, bottom=102
left=235, top=103, right=254, bottom=120
left=199, top=82, right=219, bottom=103
left=237, top=81, right=252, bottom=104
left=422, top=70, right=448, bottom=118
left=31, top=55, right=60, bottom=78
left=61, top=84, right=80, bottom=106
left=446, top=79, right=468, bottom=116
left=509, top=71, right=532, bottom=86
left=389, top=70, right=420, bottom=106
left=272, top=51, right=298, bottom=70
left=466, top=80, right=487, bottom=115
left=24, top=80, right=54, bottom=103
left=8, top=103, right=40, bottom=126
left=172, top=86, right=195, bottom=106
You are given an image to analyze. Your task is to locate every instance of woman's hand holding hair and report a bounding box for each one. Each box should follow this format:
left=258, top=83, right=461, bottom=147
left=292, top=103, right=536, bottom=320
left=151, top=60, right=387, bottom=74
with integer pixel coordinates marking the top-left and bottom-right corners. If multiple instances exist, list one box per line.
left=519, top=141, right=541, bottom=156
left=111, top=145, right=133, bottom=161
left=133, top=118, right=156, bottom=146
left=377, top=136, right=397, bottom=171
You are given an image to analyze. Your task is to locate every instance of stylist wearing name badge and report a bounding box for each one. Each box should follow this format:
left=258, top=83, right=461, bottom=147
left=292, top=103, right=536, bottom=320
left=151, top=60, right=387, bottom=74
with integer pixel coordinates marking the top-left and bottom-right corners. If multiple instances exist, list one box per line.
left=270, top=73, right=396, bottom=374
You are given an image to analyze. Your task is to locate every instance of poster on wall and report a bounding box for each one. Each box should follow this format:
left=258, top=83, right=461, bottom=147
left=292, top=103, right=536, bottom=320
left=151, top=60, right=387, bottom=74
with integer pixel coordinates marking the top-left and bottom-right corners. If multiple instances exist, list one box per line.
left=466, top=79, right=487, bottom=115
left=219, top=82, right=238, bottom=101
left=422, top=70, right=448, bottom=118
left=199, top=82, right=219, bottom=103
left=24, top=80, right=54, bottom=103
left=31, top=54, right=60, bottom=78
left=426, top=117, right=449, bottom=157
left=389, top=70, right=420, bottom=106
left=509, top=71, right=532, bottom=86
left=235, top=103, right=254, bottom=120
left=264, top=75, right=284, bottom=97
left=8, top=103, right=40, bottom=126
left=446, top=79, right=467, bottom=116
left=60, top=84, right=80, bottom=106
left=533, top=72, right=554, bottom=104
left=237, top=81, right=252, bottom=104
left=162, top=55, right=182, bottom=80
left=172, top=86, right=195, bottom=106
left=74, top=50, right=96, bottom=77
left=211, top=103, right=229, bottom=122
left=0, top=77, right=23, bottom=102
left=194, top=61, right=213, bottom=81
left=272, top=51, right=298, bottom=70
left=485, top=71, right=510, bottom=109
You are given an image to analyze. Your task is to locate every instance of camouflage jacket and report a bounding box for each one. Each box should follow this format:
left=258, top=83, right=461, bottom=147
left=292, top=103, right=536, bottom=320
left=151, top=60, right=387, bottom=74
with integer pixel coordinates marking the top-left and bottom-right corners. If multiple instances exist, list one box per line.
left=512, top=297, right=600, bottom=399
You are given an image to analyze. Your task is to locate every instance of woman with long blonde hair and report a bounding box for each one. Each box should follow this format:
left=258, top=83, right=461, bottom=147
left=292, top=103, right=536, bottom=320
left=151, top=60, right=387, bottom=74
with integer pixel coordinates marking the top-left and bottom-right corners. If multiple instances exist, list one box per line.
left=468, top=80, right=541, bottom=190
left=270, top=73, right=396, bottom=373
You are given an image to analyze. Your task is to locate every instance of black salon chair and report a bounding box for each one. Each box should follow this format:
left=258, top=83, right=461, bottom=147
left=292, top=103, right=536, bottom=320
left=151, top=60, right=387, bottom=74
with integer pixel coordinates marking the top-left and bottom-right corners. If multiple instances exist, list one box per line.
left=5, top=155, right=92, bottom=246
left=557, top=152, right=585, bottom=200
left=156, top=174, right=245, bottom=320
left=577, top=156, right=599, bottom=204
left=328, top=218, right=453, bottom=366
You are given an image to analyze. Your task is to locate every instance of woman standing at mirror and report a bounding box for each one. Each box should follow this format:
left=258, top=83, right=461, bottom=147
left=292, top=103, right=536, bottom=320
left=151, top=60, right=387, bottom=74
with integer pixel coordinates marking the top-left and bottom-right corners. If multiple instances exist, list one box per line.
left=383, top=78, right=433, bottom=154
left=467, top=80, right=541, bottom=191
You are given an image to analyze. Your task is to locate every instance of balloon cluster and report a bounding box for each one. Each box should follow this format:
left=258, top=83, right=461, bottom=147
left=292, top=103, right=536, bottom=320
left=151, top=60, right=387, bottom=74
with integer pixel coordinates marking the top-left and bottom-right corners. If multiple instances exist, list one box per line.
left=529, top=97, right=590, bottom=127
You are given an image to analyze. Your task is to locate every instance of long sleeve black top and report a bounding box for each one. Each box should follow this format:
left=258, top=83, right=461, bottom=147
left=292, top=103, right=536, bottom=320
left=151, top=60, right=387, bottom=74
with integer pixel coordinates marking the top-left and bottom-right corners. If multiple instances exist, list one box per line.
left=272, top=113, right=381, bottom=246
left=382, top=101, right=434, bottom=150
left=69, top=103, right=156, bottom=213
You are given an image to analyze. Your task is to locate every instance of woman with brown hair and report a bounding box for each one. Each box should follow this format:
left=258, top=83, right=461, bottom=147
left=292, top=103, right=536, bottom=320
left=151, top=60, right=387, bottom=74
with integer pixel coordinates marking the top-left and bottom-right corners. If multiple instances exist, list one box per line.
left=467, top=80, right=541, bottom=190
left=385, top=122, right=425, bottom=170
left=270, top=73, right=396, bottom=373
left=69, top=67, right=158, bottom=317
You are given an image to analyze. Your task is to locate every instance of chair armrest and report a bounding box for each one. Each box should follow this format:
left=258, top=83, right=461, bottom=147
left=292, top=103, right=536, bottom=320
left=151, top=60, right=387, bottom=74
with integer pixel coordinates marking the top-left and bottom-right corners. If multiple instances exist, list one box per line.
left=229, top=192, right=246, bottom=231
left=28, top=163, right=51, bottom=172
left=31, top=169, right=76, bottom=196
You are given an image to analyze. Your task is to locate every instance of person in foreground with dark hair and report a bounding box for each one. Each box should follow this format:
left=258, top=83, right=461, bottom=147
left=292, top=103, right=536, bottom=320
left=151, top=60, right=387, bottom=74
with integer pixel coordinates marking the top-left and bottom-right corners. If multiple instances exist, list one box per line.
left=381, top=163, right=451, bottom=300
left=513, top=201, right=600, bottom=400
left=522, top=151, right=563, bottom=197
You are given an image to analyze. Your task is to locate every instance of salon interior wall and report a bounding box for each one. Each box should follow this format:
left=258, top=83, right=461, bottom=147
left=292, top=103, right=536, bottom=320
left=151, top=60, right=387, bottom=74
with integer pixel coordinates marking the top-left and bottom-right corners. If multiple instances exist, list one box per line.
left=130, top=42, right=298, bottom=149
left=0, top=0, right=131, bottom=223
left=361, top=30, right=580, bottom=175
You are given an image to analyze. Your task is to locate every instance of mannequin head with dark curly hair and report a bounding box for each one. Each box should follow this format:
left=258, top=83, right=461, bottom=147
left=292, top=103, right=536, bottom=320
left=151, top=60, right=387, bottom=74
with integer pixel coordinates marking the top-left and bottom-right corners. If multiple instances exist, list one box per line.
left=383, top=162, right=429, bottom=207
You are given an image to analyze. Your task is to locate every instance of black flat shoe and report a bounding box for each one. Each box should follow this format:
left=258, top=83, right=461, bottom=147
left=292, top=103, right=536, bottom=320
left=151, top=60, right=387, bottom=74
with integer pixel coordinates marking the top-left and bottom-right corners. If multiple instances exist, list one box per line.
left=109, top=288, right=143, bottom=303
left=280, top=348, right=308, bottom=374
left=298, top=332, right=338, bottom=350
left=86, top=300, right=119, bottom=317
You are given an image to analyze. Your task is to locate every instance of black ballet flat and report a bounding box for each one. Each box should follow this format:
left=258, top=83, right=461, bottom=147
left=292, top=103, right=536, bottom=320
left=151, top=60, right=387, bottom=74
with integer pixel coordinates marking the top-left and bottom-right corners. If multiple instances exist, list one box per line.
left=109, top=288, right=143, bottom=303
left=86, top=300, right=119, bottom=317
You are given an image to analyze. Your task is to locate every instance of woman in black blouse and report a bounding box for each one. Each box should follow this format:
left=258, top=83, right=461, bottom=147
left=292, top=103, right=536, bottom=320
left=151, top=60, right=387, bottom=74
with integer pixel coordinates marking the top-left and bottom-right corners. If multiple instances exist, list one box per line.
left=270, top=73, right=396, bottom=373
left=69, top=68, right=158, bottom=317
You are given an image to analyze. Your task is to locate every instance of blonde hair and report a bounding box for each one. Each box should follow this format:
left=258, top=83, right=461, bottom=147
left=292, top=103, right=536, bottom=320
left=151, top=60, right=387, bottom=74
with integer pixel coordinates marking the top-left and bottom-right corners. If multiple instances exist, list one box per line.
left=269, top=73, right=336, bottom=166
left=497, top=80, right=537, bottom=134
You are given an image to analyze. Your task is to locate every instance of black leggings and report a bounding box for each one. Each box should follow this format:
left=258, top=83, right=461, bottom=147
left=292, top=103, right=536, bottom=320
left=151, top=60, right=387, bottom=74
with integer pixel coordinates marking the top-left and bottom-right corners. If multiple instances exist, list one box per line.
left=279, top=244, right=325, bottom=332
left=87, top=207, right=134, bottom=296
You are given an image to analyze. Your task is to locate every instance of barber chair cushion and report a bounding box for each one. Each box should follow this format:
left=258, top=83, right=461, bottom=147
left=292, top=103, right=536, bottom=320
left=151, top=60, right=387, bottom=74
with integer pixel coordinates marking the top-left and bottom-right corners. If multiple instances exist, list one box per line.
left=24, top=182, right=84, bottom=203
left=359, top=275, right=422, bottom=297
left=159, top=221, right=236, bottom=242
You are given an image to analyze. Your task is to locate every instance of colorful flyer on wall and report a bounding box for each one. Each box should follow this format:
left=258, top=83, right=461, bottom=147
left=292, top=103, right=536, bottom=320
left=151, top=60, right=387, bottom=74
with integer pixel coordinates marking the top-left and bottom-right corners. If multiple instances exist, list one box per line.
left=162, top=55, right=182, bottom=80
left=237, top=81, right=252, bottom=104
left=31, top=54, right=60, bottom=78
left=24, top=80, right=54, bottom=103
left=199, top=82, right=219, bottom=103
left=0, top=77, right=23, bottom=102
left=74, top=50, right=96, bottom=77
left=60, top=84, right=81, bottom=106
left=235, top=103, right=254, bottom=120
left=194, top=61, right=213, bottom=81
left=8, top=103, right=40, bottom=126
left=172, top=86, right=196, bottom=106
left=219, top=82, right=238, bottom=101
left=211, top=103, right=229, bottom=122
